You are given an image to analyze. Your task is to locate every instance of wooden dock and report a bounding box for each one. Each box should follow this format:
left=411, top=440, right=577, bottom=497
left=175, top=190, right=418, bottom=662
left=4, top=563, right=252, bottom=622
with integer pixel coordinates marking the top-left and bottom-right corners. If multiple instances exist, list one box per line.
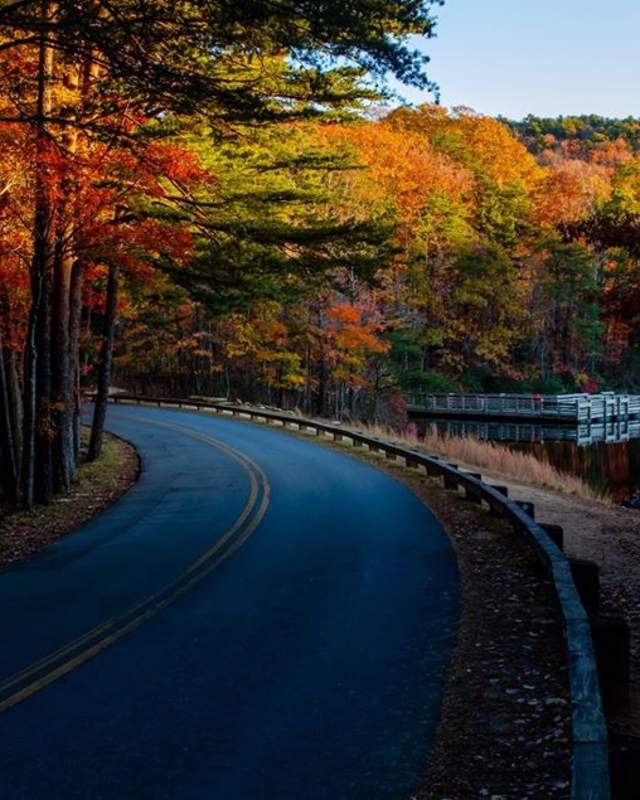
left=406, top=392, right=640, bottom=423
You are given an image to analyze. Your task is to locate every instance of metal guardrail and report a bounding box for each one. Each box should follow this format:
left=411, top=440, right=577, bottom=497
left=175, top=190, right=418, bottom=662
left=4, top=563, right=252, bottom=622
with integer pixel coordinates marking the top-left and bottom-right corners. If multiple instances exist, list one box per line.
left=107, top=393, right=611, bottom=799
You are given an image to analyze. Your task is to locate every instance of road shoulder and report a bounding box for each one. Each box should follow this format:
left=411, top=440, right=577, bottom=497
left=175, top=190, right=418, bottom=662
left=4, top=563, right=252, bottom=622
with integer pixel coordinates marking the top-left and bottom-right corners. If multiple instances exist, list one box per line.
left=0, top=432, right=139, bottom=570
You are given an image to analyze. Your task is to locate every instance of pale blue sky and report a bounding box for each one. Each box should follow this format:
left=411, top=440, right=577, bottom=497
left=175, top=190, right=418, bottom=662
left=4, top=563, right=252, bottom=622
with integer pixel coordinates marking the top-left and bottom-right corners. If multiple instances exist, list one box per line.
left=392, top=0, right=640, bottom=119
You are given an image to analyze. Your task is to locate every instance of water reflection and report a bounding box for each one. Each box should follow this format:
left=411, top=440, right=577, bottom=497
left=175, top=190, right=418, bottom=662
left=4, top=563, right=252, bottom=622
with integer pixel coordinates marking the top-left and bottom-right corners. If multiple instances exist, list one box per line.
left=415, top=417, right=640, bottom=500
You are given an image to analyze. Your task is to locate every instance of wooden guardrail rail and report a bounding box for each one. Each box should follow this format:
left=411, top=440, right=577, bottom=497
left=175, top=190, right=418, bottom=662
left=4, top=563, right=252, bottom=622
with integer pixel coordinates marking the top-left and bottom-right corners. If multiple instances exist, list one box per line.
left=107, top=394, right=612, bottom=799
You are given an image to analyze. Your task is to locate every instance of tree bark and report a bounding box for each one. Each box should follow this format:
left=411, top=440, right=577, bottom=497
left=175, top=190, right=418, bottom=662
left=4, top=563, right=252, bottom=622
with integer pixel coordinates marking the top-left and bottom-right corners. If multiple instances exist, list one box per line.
left=51, top=63, right=80, bottom=494
left=69, top=259, right=84, bottom=464
left=51, top=237, right=74, bottom=492
left=21, top=0, right=54, bottom=508
left=88, top=264, right=117, bottom=462
left=0, top=333, right=19, bottom=506
left=33, top=252, right=53, bottom=505
left=317, top=307, right=328, bottom=415
left=5, top=347, right=22, bottom=472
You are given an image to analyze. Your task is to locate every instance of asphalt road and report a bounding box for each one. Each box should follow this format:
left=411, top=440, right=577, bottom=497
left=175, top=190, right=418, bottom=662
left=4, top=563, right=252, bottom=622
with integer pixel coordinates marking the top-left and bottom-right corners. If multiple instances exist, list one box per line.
left=0, top=405, right=459, bottom=800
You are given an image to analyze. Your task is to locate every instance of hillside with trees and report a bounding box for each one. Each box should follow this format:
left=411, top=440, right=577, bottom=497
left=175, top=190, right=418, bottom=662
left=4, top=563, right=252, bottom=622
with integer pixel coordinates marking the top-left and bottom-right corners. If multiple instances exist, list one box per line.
left=507, top=114, right=640, bottom=157
left=112, top=108, right=640, bottom=417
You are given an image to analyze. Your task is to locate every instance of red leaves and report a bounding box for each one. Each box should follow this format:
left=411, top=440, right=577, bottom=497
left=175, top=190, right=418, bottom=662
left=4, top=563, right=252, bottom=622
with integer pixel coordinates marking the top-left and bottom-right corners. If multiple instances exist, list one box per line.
left=326, top=302, right=388, bottom=355
left=321, top=300, right=389, bottom=389
left=144, top=141, right=215, bottom=187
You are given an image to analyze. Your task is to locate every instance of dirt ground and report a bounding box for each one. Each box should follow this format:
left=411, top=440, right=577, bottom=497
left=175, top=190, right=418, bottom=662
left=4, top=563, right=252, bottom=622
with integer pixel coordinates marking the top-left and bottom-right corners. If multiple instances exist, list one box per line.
left=459, top=466, right=640, bottom=739
left=0, top=432, right=139, bottom=570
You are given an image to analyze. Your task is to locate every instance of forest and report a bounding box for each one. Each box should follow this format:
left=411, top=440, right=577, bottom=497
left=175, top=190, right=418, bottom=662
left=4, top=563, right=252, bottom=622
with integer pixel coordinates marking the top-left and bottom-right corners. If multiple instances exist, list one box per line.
left=1, top=1, right=640, bottom=510
left=100, top=109, right=640, bottom=410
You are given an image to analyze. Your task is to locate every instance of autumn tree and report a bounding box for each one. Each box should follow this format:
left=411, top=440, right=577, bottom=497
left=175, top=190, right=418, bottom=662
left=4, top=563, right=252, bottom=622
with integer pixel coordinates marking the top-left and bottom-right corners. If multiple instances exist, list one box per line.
left=0, top=0, right=443, bottom=507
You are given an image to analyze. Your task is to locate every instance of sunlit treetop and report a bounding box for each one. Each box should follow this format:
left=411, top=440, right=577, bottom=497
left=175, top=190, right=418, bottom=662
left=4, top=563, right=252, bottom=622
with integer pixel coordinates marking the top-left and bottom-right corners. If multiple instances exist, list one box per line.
left=0, top=0, right=444, bottom=128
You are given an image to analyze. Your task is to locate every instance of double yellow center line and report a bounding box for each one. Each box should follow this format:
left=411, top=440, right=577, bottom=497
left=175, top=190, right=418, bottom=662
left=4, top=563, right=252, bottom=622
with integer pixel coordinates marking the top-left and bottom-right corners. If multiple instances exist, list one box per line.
left=0, top=416, right=270, bottom=714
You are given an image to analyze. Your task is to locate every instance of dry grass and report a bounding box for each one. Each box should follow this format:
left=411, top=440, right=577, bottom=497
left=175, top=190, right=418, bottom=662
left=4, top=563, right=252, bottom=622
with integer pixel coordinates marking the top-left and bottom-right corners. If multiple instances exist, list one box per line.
left=353, top=423, right=609, bottom=503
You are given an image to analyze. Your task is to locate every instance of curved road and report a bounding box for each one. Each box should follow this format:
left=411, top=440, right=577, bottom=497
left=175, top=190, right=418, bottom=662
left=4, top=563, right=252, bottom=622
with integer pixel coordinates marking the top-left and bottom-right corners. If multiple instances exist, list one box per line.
left=0, top=405, right=458, bottom=800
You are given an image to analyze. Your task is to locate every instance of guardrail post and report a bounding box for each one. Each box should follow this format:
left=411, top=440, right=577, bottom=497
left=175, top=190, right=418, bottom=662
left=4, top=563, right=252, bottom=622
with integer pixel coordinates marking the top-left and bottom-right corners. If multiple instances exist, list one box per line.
left=514, top=500, right=535, bottom=519
left=591, top=615, right=631, bottom=706
left=540, top=523, right=564, bottom=551
left=486, top=485, right=508, bottom=516
left=462, top=474, right=482, bottom=502
left=569, top=558, right=600, bottom=616
left=443, top=471, right=459, bottom=490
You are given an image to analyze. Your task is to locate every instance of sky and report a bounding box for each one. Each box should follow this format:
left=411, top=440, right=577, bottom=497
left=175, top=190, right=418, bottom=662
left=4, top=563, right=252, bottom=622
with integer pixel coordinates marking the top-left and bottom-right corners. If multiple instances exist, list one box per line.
left=391, top=0, right=640, bottom=120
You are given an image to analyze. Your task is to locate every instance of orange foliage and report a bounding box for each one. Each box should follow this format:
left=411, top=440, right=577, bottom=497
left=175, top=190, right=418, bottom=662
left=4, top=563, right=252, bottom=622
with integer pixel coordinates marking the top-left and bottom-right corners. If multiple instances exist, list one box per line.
left=329, top=118, right=472, bottom=238
left=535, top=160, right=611, bottom=225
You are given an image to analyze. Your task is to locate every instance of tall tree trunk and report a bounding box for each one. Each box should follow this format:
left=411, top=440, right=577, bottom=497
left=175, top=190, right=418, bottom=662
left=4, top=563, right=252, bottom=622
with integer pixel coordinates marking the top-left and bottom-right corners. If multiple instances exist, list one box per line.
left=316, top=307, right=328, bottom=416
left=33, top=257, right=53, bottom=505
left=69, top=259, right=84, bottom=464
left=21, top=1, right=54, bottom=508
left=6, top=347, right=22, bottom=472
left=51, top=63, right=80, bottom=494
left=0, top=333, right=19, bottom=506
left=88, top=264, right=117, bottom=462
left=51, top=238, right=74, bottom=492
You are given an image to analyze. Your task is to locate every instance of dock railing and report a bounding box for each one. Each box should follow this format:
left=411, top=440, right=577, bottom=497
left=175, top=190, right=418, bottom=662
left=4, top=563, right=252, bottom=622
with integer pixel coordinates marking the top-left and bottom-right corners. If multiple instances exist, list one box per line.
left=406, top=392, right=640, bottom=422
left=106, top=393, right=611, bottom=799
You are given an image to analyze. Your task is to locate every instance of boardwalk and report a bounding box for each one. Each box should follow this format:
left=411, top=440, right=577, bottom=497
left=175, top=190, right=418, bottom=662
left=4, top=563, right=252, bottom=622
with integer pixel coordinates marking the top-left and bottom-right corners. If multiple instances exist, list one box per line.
left=406, top=392, right=640, bottom=423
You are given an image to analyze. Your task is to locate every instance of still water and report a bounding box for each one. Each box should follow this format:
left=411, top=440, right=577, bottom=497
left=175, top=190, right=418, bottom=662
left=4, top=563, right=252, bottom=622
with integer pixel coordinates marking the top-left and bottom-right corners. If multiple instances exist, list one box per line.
left=415, top=417, right=640, bottom=501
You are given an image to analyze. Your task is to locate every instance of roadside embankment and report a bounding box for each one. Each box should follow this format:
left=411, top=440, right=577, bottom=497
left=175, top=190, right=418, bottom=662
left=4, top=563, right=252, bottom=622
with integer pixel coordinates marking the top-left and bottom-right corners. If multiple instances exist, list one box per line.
left=463, top=467, right=640, bottom=741
left=0, top=432, right=139, bottom=569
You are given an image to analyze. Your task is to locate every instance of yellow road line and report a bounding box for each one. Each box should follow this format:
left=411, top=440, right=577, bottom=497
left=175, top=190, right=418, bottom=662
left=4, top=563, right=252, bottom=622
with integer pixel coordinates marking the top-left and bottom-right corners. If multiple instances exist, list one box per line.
left=0, top=415, right=270, bottom=713
left=0, top=421, right=260, bottom=693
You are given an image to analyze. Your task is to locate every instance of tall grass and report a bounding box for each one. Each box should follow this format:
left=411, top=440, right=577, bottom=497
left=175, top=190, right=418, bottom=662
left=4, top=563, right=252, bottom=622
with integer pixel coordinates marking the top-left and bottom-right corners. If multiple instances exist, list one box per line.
left=357, top=423, right=608, bottom=503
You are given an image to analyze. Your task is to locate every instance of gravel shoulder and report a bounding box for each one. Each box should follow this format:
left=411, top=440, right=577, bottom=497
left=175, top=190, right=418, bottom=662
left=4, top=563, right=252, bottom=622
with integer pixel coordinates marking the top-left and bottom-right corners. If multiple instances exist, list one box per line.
left=0, top=431, right=139, bottom=570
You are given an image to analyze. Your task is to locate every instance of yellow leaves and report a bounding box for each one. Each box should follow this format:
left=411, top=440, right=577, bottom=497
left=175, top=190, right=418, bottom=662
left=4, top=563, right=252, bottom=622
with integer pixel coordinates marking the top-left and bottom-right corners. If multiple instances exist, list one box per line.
left=389, top=104, right=543, bottom=190
left=329, top=119, right=473, bottom=233
left=220, top=309, right=306, bottom=389
left=457, top=114, right=542, bottom=188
